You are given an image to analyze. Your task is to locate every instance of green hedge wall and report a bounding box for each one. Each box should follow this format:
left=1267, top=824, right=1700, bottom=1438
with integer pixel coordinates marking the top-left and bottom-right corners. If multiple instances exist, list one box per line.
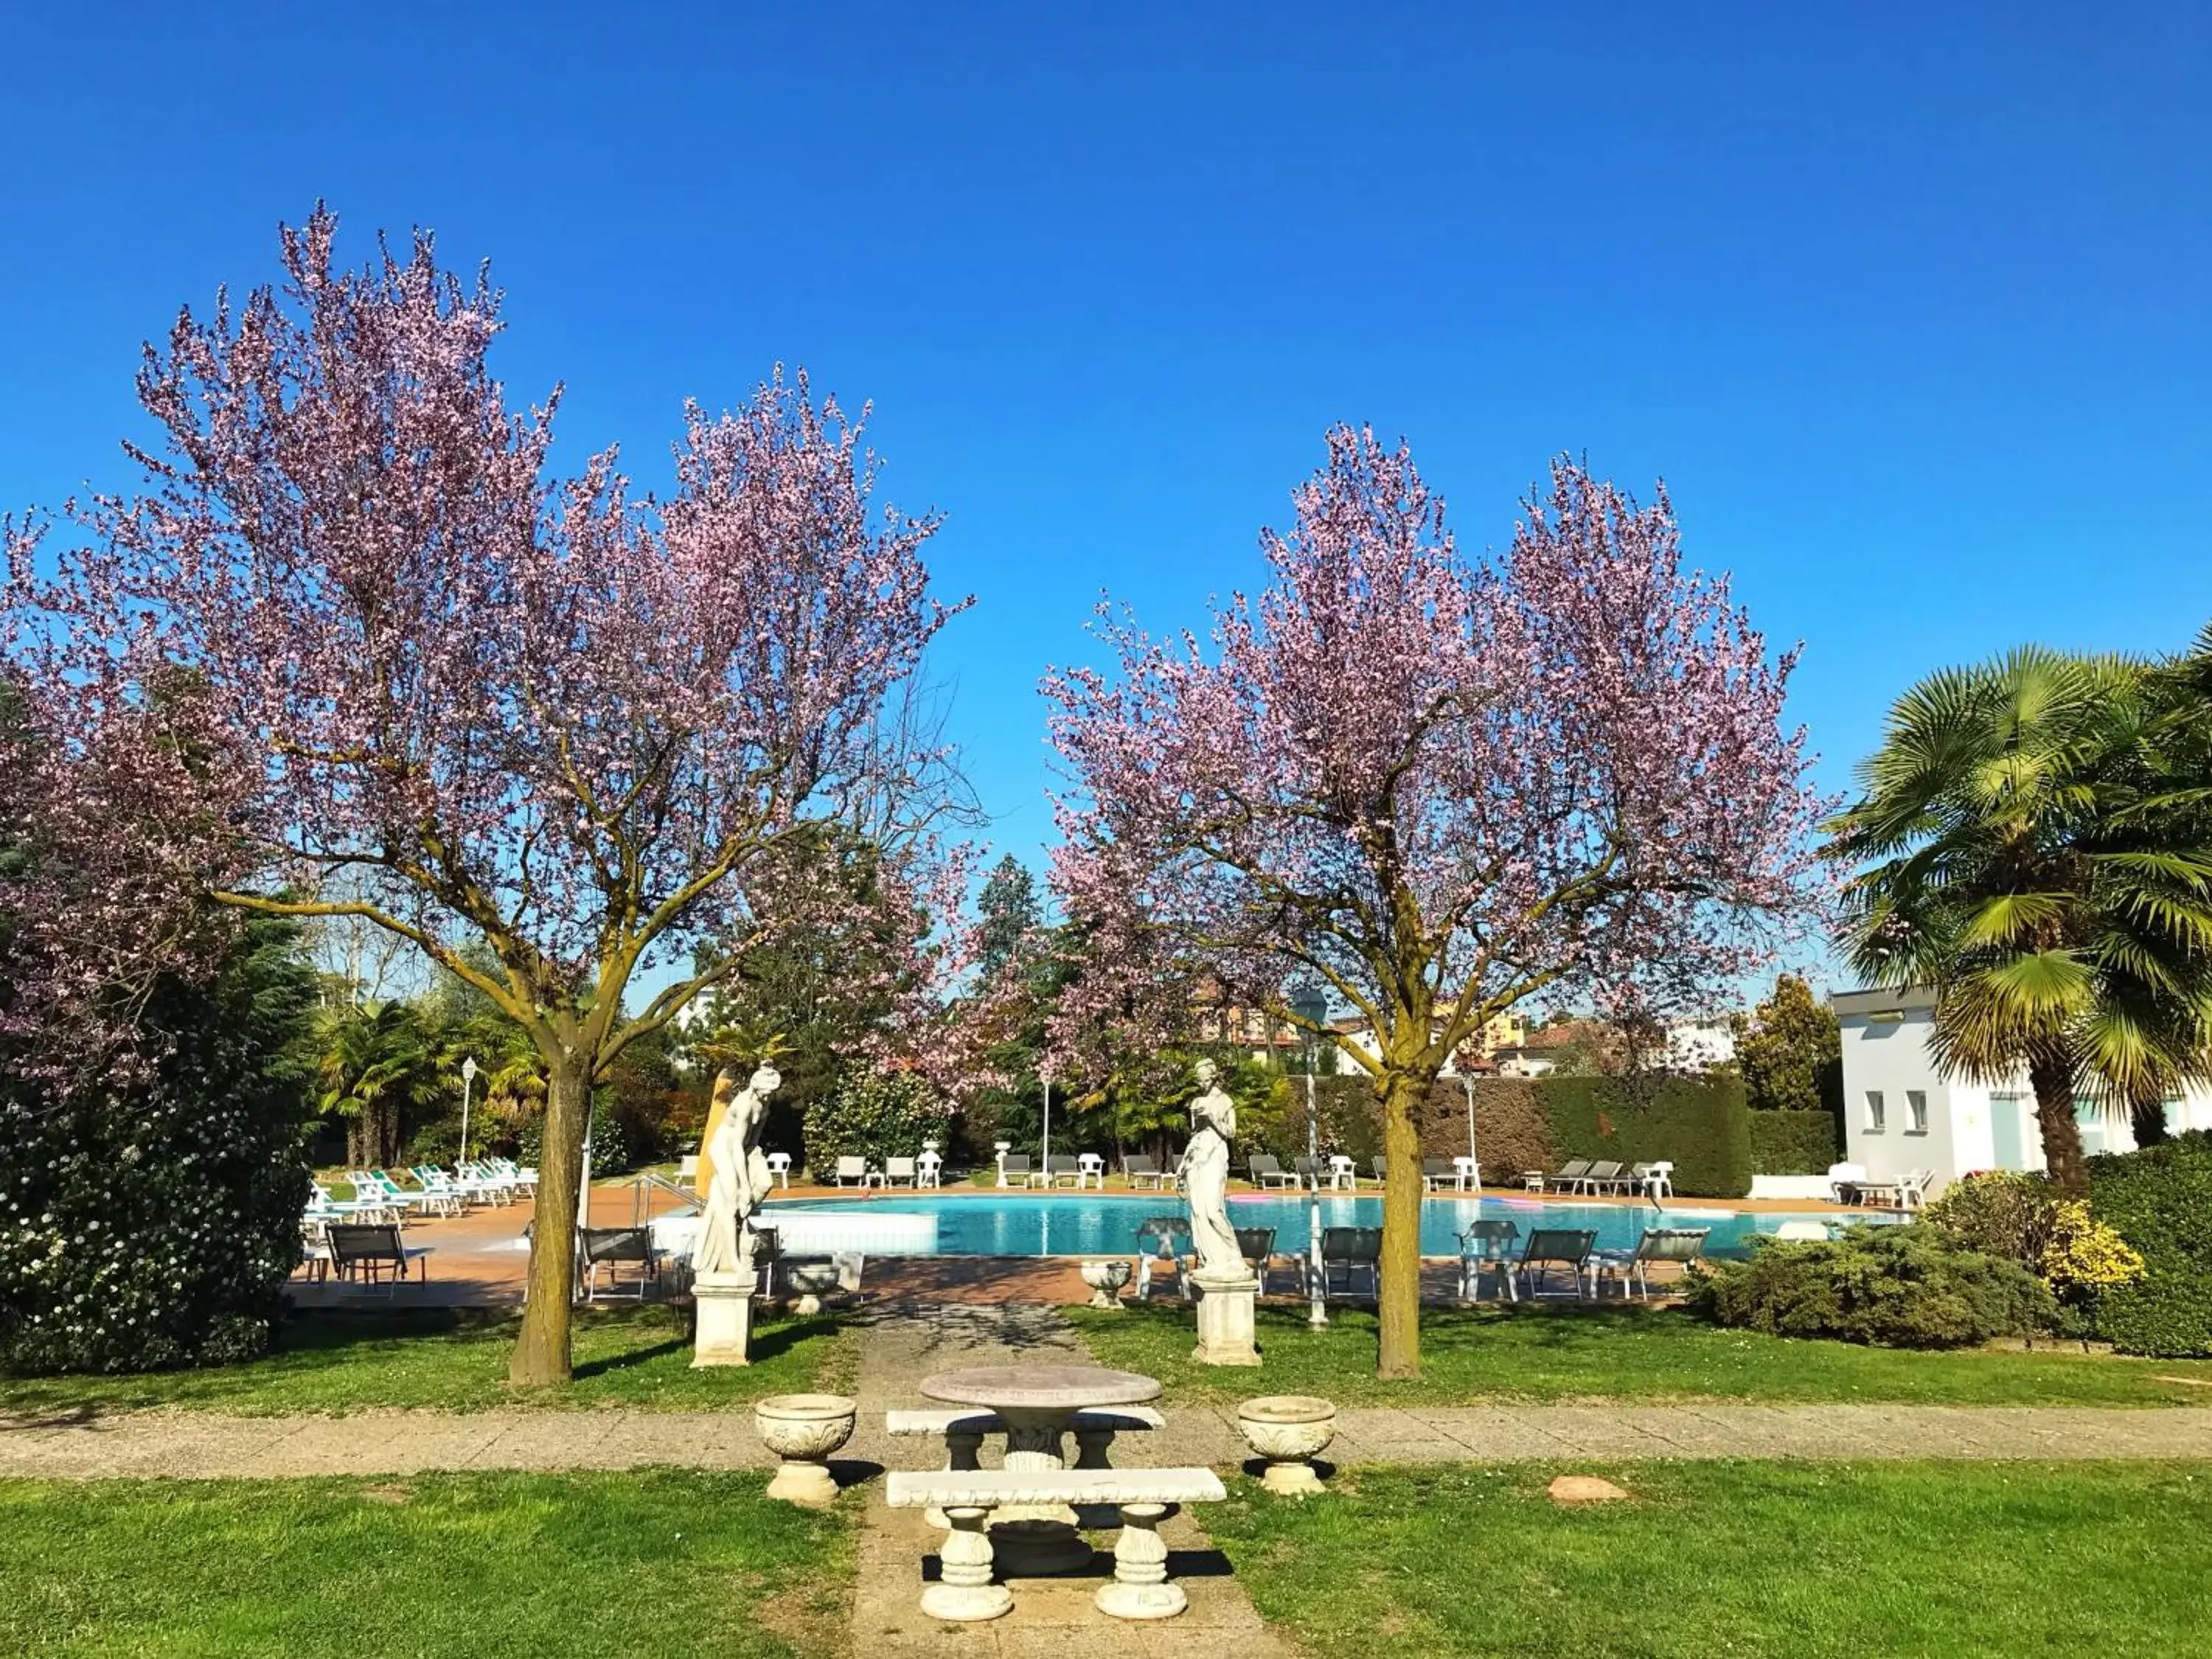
left=1262, top=1071, right=1751, bottom=1197
left=1748, top=1110, right=1842, bottom=1175
left=1531, top=1073, right=1753, bottom=1198
left=2088, top=1131, right=2212, bottom=1358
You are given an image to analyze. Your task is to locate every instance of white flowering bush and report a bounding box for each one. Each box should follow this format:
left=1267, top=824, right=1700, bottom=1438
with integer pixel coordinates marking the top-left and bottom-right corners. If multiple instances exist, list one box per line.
left=1, top=916, right=318, bottom=1374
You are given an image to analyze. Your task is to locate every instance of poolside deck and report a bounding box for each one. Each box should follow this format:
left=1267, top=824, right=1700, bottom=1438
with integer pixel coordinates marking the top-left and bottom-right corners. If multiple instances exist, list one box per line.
left=290, top=1178, right=1883, bottom=1310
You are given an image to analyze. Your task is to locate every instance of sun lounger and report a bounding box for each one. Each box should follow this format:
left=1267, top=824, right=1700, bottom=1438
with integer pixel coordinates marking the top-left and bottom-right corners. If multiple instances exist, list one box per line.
left=1234, top=1226, right=1279, bottom=1295
left=1122, top=1155, right=1175, bottom=1191
left=1594, top=1226, right=1710, bottom=1299
left=327, top=1222, right=434, bottom=1290
left=1311, top=1225, right=1383, bottom=1302
left=580, top=1225, right=661, bottom=1301
left=1248, top=1154, right=1299, bottom=1189
left=1537, top=1158, right=1593, bottom=1193
left=1514, top=1227, right=1599, bottom=1299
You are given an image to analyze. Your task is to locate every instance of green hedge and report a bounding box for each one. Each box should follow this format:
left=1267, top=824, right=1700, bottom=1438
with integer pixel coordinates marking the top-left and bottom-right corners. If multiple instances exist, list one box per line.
left=1531, top=1073, right=1753, bottom=1198
left=1279, top=1071, right=1751, bottom=1197
left=2088, top=1131, right=2212, bottom=1358
left=1749, top=1110, right=1841, bottom=1175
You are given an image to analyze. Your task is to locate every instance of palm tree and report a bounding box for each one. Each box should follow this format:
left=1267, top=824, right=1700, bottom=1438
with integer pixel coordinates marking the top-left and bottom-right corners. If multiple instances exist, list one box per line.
left=316, top=1001, right=435, bottom=1168
left=1825, top=646, right=2212, bottom=1192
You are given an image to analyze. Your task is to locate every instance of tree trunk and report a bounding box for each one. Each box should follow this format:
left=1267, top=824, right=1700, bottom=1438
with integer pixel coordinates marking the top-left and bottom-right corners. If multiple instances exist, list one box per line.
left=1377, top=1073, right=1425, bottom=1380
left=510, top=1050, right=591, bottom=1385
left=2027, top=1054, right=2087, bottom=1195
left=2129, top=1090, right=2170, bottom=1150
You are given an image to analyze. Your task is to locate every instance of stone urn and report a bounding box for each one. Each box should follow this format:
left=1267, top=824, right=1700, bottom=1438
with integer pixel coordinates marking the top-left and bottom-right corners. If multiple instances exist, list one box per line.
left=1237, top=1395, right=1338, bottom=1496
left=1080, top=1258, right=1132, bottom=1310
left=755, top=1394, right=857, bottom=1507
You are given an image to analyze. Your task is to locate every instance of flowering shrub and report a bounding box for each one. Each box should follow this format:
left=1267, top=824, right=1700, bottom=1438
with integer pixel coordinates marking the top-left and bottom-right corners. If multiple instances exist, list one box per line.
left=1924, top=1169, right=2145, bottom=1335
left=1, top=917, right=317, bottom=1374
left=801, top=1068, right=945, bottom=1173
left=2040, top=1200, right=2146, bottom=1295
left=1924, top=1170, right=2061, bottom=1268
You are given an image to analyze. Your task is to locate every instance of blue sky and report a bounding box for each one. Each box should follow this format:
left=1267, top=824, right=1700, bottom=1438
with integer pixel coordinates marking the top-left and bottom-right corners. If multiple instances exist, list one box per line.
left=5, top=2, right=2208, bottom=928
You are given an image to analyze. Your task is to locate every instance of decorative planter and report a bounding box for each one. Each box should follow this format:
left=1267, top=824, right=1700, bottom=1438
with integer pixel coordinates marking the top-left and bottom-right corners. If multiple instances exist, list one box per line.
left=755, top=1393, right=857, bottom=1507
left=1080, top=1259, right=1132, bottom=1310
left=1237, top=1394, right=1338, bottom=1495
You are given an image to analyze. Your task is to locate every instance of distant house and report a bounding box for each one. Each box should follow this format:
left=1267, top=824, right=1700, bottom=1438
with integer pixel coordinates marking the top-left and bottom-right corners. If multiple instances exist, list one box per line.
left=1330, top=1006, right=1529, bottom=1077
left=1831, top=984, right=2212, bottom=1197
left=1489, top=1012, right=1736, bottom=1079
left=1662, top=1014, right=1736, bottom=1074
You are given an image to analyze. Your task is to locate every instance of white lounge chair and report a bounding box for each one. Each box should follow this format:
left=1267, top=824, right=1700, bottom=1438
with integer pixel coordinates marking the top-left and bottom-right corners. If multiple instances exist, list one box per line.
left=883, top=1155, right=919, bottom=1189
left=832, top=1156, right=873, bottom=1189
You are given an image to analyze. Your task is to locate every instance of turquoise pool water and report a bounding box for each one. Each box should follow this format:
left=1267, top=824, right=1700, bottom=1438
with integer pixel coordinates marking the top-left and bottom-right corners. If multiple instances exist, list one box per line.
left=759, top=1192, right=1851, bottom=1259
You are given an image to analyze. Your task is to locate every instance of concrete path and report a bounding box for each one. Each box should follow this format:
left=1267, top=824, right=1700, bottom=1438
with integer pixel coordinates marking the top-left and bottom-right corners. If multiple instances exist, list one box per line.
left=8, top=1397, right=2212, bottom=1479
left=843, top=1301, right=1303, bottom=1658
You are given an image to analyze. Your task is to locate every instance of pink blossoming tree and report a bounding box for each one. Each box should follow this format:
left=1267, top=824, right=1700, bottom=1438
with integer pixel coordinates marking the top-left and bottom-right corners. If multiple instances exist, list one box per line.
left=2, top=210, right=967, bottom=1383
left=1046, top=428, right=1827, bottom=1377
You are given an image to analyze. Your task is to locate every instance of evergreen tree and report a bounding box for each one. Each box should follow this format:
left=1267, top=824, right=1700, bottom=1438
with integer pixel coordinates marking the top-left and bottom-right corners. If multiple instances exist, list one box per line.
left=1731, top=974, right=1844, bottom=1116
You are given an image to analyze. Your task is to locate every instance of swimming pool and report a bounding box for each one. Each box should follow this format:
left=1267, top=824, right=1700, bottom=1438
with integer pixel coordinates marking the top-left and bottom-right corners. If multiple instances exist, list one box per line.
left=757, top=1192, right=1857, bottom=1259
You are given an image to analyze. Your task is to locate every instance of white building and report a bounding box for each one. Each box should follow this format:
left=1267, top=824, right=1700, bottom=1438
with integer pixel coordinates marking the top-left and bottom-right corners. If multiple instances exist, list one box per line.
left=1831, top=984, right=2212, bottom=1197
left=1663, top=1014, right=1736, bottom=1074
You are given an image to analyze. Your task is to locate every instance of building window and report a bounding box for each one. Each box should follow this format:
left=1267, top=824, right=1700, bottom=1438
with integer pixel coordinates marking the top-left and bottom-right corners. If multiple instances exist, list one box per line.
left=1906, top=1090, right=1928, bottom=1135
left=1865, top=1090, right=1885, bottom=1133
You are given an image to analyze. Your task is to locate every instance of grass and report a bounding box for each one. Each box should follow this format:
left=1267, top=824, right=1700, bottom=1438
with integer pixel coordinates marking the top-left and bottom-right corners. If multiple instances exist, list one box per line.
left=1209, top=1460, right=2212, bottom=1658
left=0, top=1304, right=855, bottom=1417
left=1066, top=1300, right=2212, bottom=1406
left=0, top=1470, right=850, bottom=1658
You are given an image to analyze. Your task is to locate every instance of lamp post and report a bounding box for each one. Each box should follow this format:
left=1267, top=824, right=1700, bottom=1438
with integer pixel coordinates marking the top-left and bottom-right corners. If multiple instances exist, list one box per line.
left=1040, top=1067, right=1052, bottom=1188
left=459, top=1056, right=479, bottom=1164
left=1463, top=1072, right=1478, bottom=1192
left=1291, top=986, right=1331, bottom=1329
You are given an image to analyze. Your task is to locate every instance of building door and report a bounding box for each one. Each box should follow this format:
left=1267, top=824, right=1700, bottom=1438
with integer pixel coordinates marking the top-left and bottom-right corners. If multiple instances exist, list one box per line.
left=1990, top=1095, right=2028, bottom=1170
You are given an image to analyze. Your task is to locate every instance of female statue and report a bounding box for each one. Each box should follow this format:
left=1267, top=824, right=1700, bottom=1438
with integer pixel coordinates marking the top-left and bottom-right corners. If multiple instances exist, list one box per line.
left=1177, top=1057, right=1245, bottom=1281
left=694, top=1063, right=780, bottom=1279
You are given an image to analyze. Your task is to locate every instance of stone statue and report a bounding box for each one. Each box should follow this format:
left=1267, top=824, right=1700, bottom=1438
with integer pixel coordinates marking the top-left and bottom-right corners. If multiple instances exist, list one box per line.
left=694, top=1063, right=779, bottom=1279
left=1178, top=1058, right=1244, bottom=1281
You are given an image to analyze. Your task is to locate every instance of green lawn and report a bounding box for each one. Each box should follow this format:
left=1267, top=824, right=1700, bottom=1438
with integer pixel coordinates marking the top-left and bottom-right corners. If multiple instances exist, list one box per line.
left=1211, top=1461, right=2212, bottom=1658
left=0, top=1470, right=849, bottom=1658
left=0, top=1304, right=855, bottom=1416
left=1068, top=1301, right=2212, bottom=1406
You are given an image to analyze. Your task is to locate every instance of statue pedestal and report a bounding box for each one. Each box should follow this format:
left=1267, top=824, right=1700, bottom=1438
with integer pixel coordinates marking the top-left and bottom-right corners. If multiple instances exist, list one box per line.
left=1190, top=1271, right=1262, bottom=1366
left=692, top=1270, right=759, bottom=1367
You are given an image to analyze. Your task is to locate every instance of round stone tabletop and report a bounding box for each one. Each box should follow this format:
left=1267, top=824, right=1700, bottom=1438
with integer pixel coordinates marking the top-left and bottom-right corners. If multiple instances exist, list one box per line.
left=919, top=1364, right=1162, bottom=1411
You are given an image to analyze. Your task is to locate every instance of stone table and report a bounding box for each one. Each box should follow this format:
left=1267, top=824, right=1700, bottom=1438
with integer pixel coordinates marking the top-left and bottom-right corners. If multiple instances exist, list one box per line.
left=919, top=1363, right=1163, bottom=1575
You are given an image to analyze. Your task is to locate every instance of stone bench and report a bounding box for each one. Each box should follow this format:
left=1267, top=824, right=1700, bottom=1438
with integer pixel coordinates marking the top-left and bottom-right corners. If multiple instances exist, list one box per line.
left=885, top=1405, right=1164, bottom=1466
left=886, top=1467, right=1226, bottom=1624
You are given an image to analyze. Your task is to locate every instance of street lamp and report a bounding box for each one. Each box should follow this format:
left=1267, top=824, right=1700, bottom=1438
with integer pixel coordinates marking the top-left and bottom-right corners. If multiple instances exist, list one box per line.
left=1290, top=985, right=1331, bottom=1330
left=459, top=1056, right=479, bottom=1164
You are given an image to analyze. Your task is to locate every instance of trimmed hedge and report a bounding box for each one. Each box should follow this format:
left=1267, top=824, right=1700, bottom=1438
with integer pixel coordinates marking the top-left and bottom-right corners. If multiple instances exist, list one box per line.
left=2088, top=1131, right=2212, bottom=1358
left=1749, top=1110, right=1841, bottom=1175
left=1271, top=1071, right=1751, bottom=1197
left=1533, top=1073, right=1753, bottom=1198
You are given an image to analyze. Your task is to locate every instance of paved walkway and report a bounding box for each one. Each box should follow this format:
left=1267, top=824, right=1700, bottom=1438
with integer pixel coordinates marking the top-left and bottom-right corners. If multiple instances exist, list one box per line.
left=8, top=1396, right=2212, bottom=1479
left=843, top=1302, right=1302, bottom=1658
